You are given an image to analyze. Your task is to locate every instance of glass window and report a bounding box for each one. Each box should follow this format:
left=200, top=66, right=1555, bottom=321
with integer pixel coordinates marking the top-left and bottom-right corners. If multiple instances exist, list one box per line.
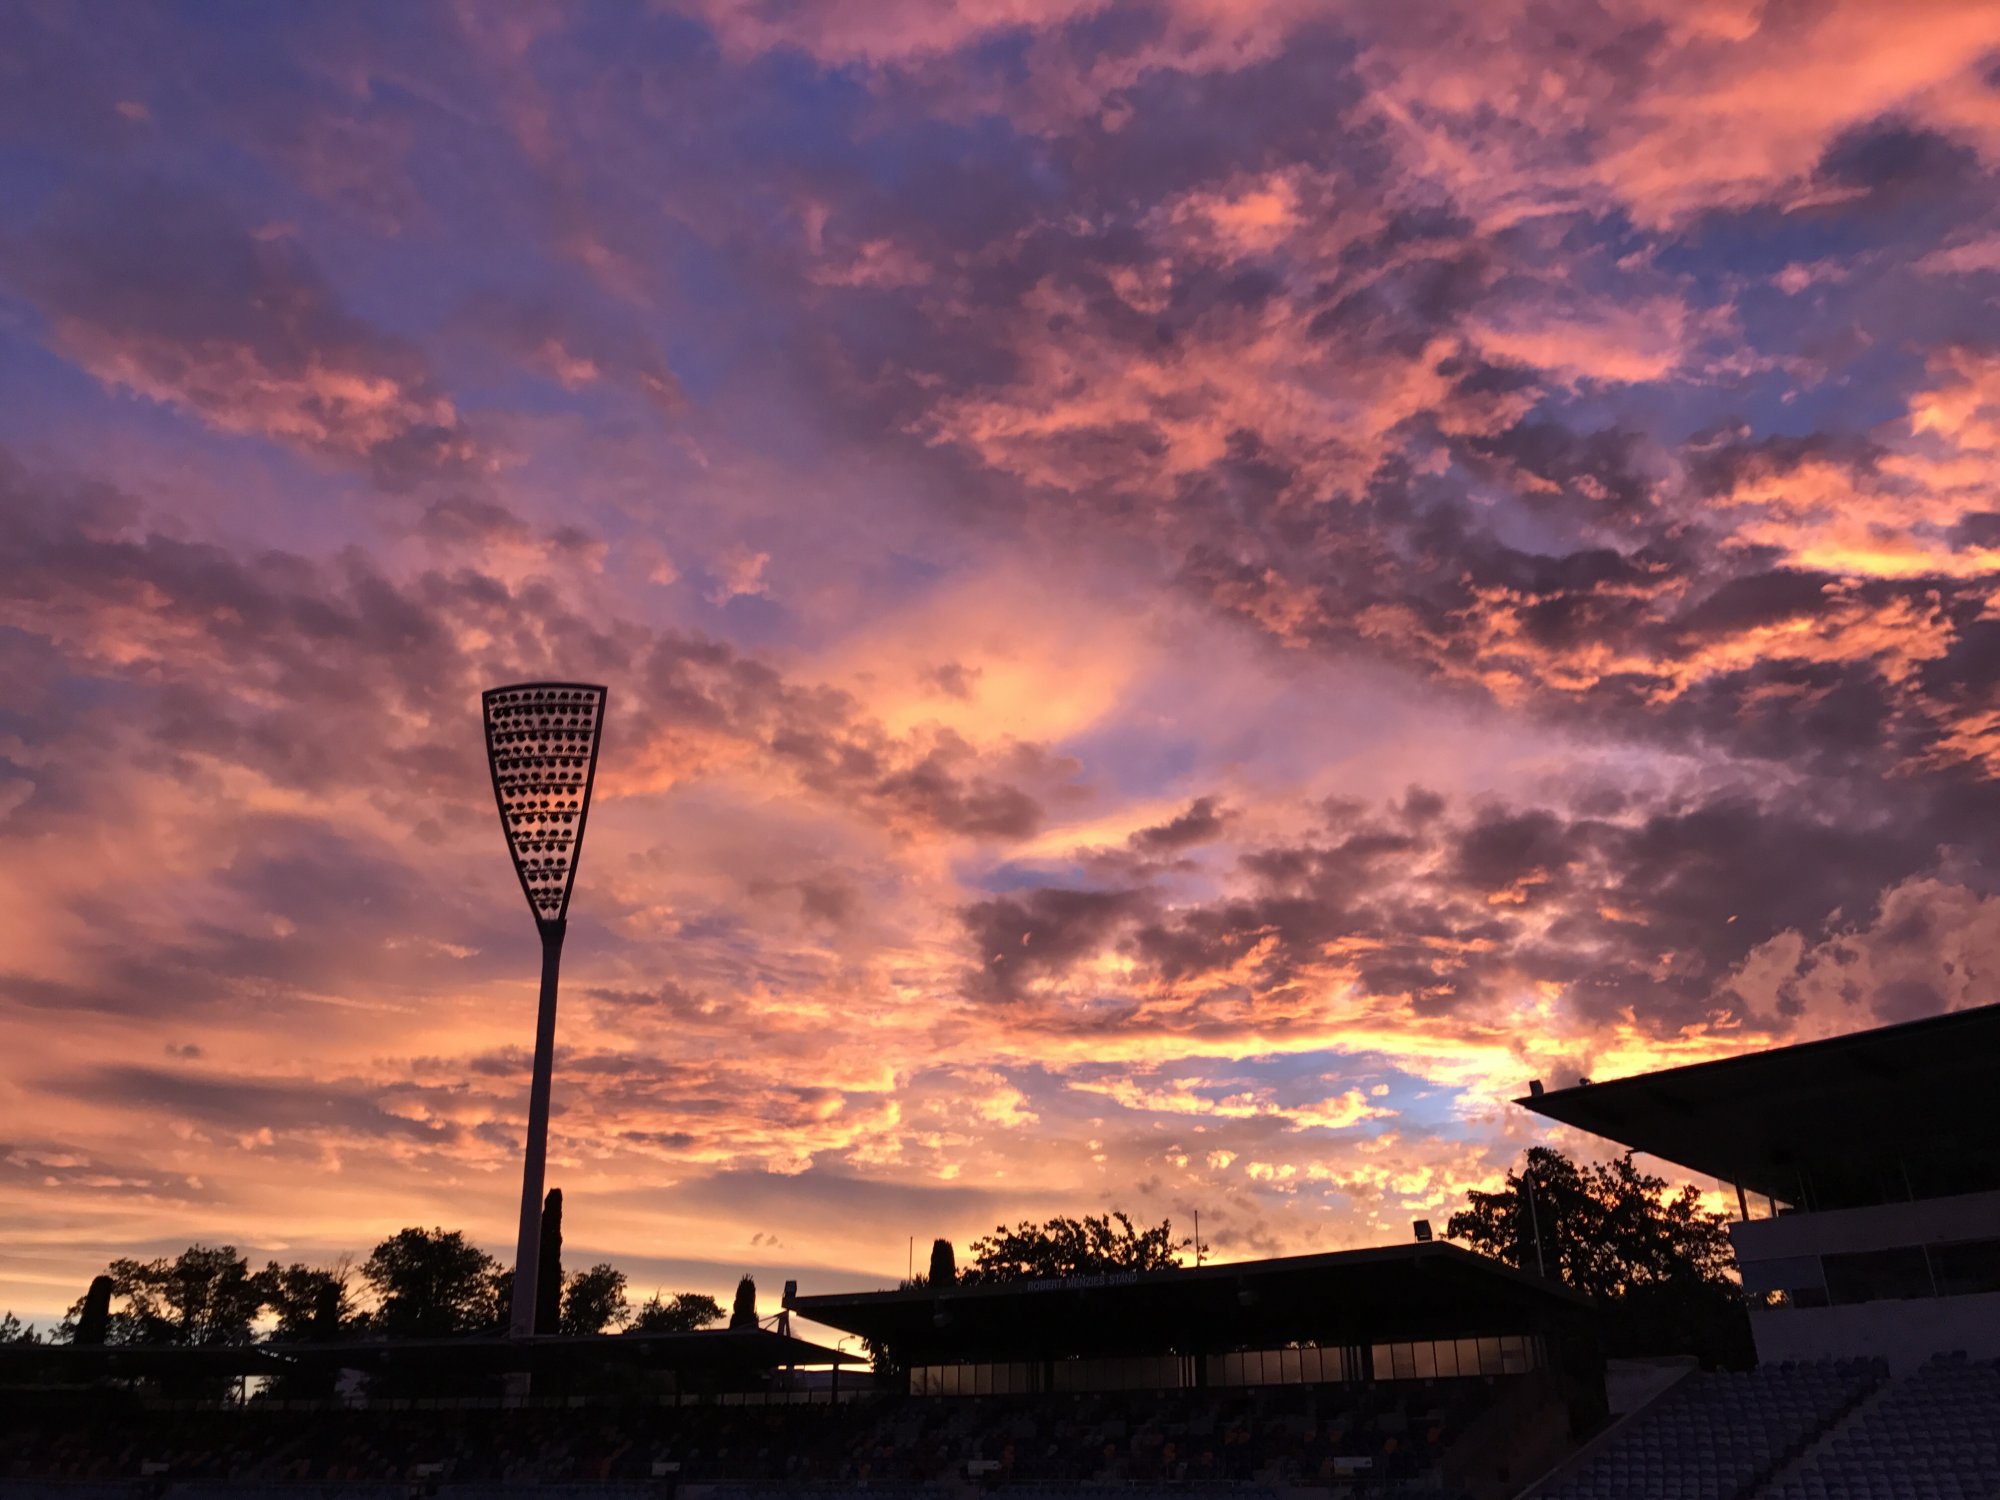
left=1391, top=1343, right=1417, bottom=1381
left=1411, top=1341, right=1437, bottom=1379
left=1740, top=1254, right=1827, bottom=1295
left=1371, top=1345, right=1392, bottom=1382
left=1499, top=1337, right=1528, bottom=1374
left=1824, top=1247, right=1935, bottom=1305
left=1931, top=1239, right=2000, bottom=1298
left=1455, top=1338, right=1482, bottom=1377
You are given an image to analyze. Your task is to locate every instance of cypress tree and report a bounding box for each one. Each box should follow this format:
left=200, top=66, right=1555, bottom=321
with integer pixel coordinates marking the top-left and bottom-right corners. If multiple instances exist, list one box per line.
left=76, top=1275, right=113, bottom=1346
left=535, top=1189, right=564, bottom=1335
left=729, top=1274, right=758, bottom=1330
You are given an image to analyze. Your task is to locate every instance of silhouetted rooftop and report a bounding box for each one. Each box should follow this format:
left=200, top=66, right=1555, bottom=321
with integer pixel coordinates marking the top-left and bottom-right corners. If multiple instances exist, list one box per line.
left=1517, top=1002, right=2000, bottom=1204
left=788, top=1239, right=1590, bottom=1364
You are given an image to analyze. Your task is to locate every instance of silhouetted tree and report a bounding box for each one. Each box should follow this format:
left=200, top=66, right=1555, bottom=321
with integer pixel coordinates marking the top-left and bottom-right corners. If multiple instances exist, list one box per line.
left=61, top=1246, right=263, bottom=1346
left=535, top=1189, right=564, bottom=1335
left=628, top=1292, right=724, bottom=1333
left=1448, top=1146, right=1752, bottom=1367
left=928, top=1238, right=957, bottom=1287
left=560, top=1263, right=629, bottom=1335
left=73, top=1276, right=113, bottom=1346
left=729, top=1275, right=758, bottom=1329
left=257, top=1260, right=353, bottom=1342
left=963, top=1211, right=1187, bottom=1283
left=0, top=1311, right=42, bottom=1344
left=360, top=1228, right=506, bottom=1337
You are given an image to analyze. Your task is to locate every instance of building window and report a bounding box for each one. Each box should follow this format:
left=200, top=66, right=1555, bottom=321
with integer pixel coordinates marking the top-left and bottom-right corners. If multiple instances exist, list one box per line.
left=1204, top=1345, right=1356, bottom=1388
left=1369, top=1335, right=1537, bottom=1381
left=911, top=1361, right=1042, bottom=1396
left=1822, top=1246, right=1935, bottom=1305
left=1929, top=1238, right=2000, bottom=1298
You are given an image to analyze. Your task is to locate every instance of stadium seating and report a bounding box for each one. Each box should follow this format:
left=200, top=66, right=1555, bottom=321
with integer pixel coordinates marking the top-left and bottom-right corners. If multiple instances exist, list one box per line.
left=0, top=1378, right=1496, bottom=1495
left=1541, top=1358, right=1884, bottom=1500
left=1761, top=1352, right=2000, bottom=1500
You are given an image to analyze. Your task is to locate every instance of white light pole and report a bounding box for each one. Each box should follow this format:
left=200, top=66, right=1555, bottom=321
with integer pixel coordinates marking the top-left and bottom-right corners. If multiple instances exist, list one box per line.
left=482, top=681, right=608, bottom=1340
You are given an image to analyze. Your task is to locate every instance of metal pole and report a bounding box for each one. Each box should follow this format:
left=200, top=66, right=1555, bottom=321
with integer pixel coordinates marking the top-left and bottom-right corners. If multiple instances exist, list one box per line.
left=1525, top=1171, right=1547, bottom=1279
left=510, top=921, right=566, bottom=1337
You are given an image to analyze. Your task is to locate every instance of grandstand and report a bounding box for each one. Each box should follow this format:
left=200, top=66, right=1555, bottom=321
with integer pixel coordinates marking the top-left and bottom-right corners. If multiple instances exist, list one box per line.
left=787, top=1240, right=1599, bottom=1400
left=1516, top=1002, right=2000, bottom=1499
left=2, top=1241, right=1601, bottom=1498
left=1520, top=1001, right=2000, bottom=1372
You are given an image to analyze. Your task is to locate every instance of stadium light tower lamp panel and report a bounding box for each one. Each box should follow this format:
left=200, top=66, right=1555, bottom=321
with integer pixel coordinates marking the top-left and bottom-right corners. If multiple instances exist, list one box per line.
left=483, top=683, right=608, bottom=930
left=481, top=681, right=608, bottom=1342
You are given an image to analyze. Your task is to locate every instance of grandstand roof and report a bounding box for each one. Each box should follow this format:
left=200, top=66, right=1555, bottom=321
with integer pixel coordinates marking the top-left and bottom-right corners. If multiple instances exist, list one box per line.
left=788, top=1240, right=1589, bottom=1363
left=1517, top=1002, right=2000, bottom=1201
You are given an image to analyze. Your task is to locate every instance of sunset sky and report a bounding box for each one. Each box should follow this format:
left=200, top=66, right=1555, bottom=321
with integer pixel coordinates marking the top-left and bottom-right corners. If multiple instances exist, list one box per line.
left=6, top=0, right=2000, bottom=1334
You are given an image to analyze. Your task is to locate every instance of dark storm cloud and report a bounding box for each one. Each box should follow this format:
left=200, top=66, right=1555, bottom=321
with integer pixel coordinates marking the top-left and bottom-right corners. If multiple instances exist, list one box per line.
left=967, top=785, right=1948, bottom=1037
left=1130, top=796, right=1232, bottom=855
left=963, top=887, right=1155, bottom=1002
left=45, top=1065, right=459, bottom=1144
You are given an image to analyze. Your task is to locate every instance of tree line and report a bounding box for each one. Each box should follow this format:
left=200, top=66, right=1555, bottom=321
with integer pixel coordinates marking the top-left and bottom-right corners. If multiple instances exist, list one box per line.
left=3, top=1147, right=1752, bottom=1366
left=921, top=1152, right=1747, bottom=1365
left=1, top=1227, right=724, bottom=1347
left=915, top=1209, right=1195, bottom=1288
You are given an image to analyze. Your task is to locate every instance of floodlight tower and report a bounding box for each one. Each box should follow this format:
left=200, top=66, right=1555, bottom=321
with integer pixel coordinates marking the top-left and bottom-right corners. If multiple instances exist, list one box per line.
left=482, top=681, right=608, bottom=1339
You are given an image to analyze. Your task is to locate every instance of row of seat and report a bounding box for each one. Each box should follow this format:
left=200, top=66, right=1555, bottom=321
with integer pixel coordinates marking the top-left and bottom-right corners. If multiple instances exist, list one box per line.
left=1764, top=1352, right=2000, bottom=1500
left=1545, top=1359, right=1884, bottom=1500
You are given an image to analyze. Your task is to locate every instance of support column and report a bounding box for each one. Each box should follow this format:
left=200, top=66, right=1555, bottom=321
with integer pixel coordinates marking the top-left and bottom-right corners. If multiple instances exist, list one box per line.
left=510, top=922, right=566, bottom=1339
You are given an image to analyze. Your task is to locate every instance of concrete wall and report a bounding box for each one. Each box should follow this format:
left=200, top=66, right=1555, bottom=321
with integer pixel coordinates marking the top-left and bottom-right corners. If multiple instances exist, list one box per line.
left=1605, top=1356, right=1696, bottom=1415
left=1730, top=1188, right=2000, bottom=1264
left=1748, top=1290, right=2000, bottom=1372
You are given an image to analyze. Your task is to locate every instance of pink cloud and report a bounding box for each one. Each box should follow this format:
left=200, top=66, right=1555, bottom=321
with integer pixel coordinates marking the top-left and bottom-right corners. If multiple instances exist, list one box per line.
left=5, top=187, right=479, bottom=488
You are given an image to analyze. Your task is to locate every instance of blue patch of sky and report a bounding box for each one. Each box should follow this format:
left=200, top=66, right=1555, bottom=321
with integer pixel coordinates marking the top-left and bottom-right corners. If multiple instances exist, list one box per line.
left=0, top=331, right=121, bottom=440
left=1051, top=721, right=1203, bottom=801
left=960, top=857, right=1101, bottom=896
